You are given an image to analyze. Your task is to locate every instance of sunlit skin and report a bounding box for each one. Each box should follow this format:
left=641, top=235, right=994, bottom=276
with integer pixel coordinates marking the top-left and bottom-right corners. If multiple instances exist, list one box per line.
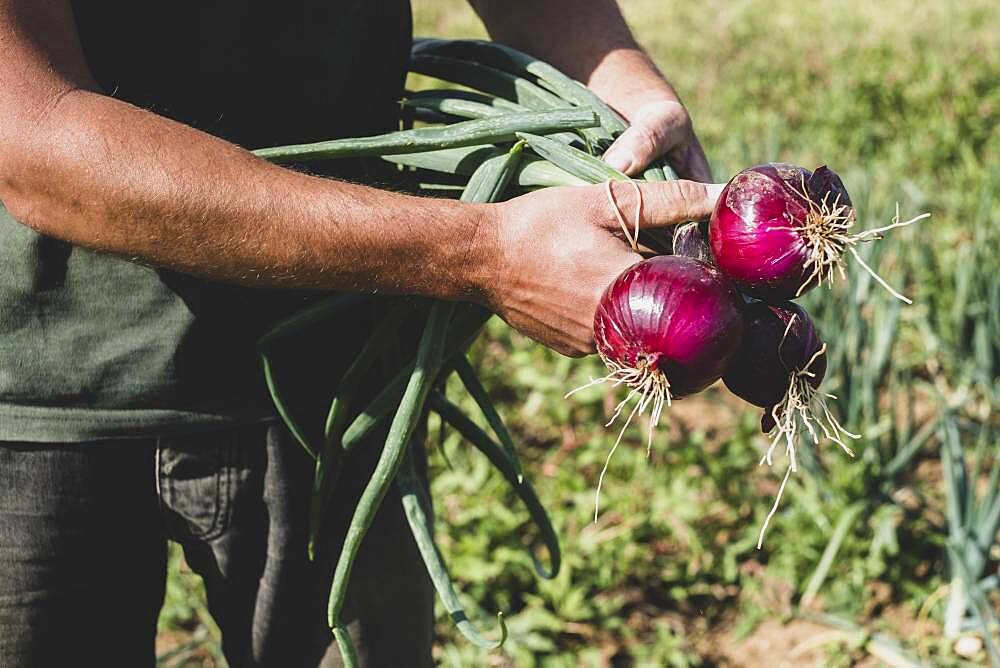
left=0, top=0, right=722, bottom=359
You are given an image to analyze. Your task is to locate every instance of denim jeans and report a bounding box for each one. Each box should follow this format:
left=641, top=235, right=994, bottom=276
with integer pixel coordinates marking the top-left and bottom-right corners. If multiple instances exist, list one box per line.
left=0, top=423, right=433, bottom=667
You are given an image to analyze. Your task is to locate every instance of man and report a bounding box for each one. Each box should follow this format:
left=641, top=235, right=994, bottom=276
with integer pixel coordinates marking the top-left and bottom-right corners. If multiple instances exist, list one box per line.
left=0, top=1, right=719, bottom=665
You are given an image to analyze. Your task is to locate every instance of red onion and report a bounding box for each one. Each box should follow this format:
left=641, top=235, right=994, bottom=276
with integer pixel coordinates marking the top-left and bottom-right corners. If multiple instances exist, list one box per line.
left=721, top=300, right=857, bottom=547
left=594, top=255, right=744, bottom=399
left=709, top=163, right=928, bottom=303
left=570, top=255, right=744, bottom=517
left=723, top=301, right=826, bottom=432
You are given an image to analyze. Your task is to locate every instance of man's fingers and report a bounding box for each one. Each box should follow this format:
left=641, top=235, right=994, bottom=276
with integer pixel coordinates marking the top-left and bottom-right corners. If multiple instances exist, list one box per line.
left=602, top=100, right=691, bottom=176
left=601, top=100, right=716, bottom=183
left=601, top=180, right=725, bottom=230
left=641, top=180, right=724, bottom=227
left=602, top=122, right=666, bottom=176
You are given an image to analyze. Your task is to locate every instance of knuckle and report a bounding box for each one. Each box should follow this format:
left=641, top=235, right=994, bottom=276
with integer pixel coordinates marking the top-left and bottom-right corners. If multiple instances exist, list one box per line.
left=650, top=100, right=689, bottom=125
left=663, top=180, right=706, bottom=220
left=653, top=102, right=694, bottom=149
left=675, top=107, right=694, bottom=132
left=673, top=181, right=695, bottom=219
left=628, top=124, right=662, bottom=158
left=663, top=100, right=692, bottom=125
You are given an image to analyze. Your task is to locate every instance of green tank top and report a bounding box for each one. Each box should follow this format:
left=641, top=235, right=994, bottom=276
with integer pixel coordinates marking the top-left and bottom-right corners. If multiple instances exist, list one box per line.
left=0, top=1, right=412, bottom=441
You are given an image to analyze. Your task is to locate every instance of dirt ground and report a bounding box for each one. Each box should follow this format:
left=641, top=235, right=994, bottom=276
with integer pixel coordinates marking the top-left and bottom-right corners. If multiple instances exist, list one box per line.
left=710, top=619, right=852, bottom=667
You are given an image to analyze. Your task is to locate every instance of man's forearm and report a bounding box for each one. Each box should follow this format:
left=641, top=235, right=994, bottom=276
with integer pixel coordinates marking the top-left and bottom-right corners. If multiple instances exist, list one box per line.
left=0, top=89, right=492, bottom=301
left=469, top=0, right=676, bottom=119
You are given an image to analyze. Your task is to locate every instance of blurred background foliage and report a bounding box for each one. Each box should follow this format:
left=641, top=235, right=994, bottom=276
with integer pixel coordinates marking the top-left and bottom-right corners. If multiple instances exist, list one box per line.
left=157, top=0, right=999, bottom=665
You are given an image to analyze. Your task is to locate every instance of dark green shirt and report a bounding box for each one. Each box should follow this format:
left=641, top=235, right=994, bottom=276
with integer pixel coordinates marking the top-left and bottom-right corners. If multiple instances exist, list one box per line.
left=0, top=1, right=412, bottom=441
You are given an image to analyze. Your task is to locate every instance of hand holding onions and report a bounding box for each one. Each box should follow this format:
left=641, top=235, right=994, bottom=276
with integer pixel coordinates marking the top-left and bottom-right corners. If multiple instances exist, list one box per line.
left=486, top=180, right=723, bottom=357
left=571, top=164, right=925, bottom=545
left=242, top=39, right=934, bottom=660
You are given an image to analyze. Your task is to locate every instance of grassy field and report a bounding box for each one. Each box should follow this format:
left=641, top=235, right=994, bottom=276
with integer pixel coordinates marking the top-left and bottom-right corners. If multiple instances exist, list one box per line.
left=157, top=0, right=999, bottom=665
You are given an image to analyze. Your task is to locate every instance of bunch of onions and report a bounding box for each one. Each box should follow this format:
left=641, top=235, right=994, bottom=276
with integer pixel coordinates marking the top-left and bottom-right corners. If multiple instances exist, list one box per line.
left=569, top=254, right=744, bottom=517
left=660, top=166, right=901, bottom=544
left=722, top=300, right=858, bottom=546
left=708, top=163, right=929, bottom=303
left=575, top=164, right=920, bottom=539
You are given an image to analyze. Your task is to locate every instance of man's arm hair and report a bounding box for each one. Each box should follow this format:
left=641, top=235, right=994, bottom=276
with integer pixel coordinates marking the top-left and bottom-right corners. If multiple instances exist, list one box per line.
left=0, top=2, right=721, bottom=357
left=0, top=1, right=493, bottom=301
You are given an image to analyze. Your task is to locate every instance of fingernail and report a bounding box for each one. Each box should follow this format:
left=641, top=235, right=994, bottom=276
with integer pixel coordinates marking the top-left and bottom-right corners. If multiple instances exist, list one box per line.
left=603, top=148, right=632, bottom=174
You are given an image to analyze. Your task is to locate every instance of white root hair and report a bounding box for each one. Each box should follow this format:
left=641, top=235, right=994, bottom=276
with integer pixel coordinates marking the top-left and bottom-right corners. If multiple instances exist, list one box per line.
left=566, top=355, right=671, bottom=521
left=569, top=180, right=660, bottom=520
left=756, top=316, right=860, bottom=548
left=780, top=178, right=930, bottom=303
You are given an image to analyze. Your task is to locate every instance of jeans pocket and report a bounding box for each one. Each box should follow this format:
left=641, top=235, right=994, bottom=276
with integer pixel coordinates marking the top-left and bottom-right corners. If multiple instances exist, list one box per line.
left=157, top=425, right=267, bottom=542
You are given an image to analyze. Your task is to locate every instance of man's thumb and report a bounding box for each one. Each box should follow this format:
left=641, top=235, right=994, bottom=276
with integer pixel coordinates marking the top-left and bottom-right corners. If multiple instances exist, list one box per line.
left=602, top=124, right=664, bottom=176
left=637, top=180, right=725, bottom=228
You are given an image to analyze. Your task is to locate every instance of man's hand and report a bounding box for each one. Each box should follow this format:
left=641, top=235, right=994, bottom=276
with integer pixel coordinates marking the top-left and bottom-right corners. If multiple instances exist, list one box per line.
left=601, top=98, right=712, bottom=182
left=2, top=0, right=723, bottom=362
left=469, top=0, right=712, bottom=183
left=479, top=180, right=722, bottom=357
left=471, top=0, right=714, bottom=182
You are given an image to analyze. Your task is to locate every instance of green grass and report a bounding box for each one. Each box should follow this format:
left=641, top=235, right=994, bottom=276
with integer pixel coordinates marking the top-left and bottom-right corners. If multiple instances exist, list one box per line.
left=159, top=0, right=999, bottom=664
